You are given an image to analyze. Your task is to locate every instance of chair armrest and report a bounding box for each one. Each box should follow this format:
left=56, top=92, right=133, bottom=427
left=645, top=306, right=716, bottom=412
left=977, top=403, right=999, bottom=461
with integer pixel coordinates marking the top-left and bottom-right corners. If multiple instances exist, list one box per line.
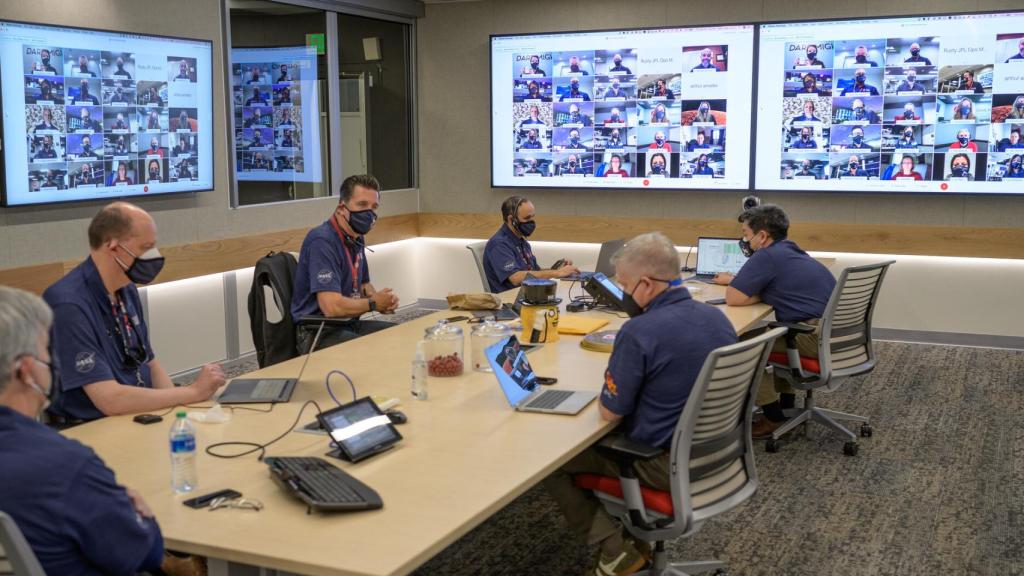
left=296, top=315, right=356, bottom=327
left=595, top=435, right=663, bottom=464
left=767, top=321, right=815, bottom=335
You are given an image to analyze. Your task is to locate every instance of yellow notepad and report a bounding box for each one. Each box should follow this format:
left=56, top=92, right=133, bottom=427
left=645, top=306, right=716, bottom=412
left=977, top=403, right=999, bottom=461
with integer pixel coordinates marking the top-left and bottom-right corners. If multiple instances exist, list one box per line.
left=557, top=316, right=610, bottom=335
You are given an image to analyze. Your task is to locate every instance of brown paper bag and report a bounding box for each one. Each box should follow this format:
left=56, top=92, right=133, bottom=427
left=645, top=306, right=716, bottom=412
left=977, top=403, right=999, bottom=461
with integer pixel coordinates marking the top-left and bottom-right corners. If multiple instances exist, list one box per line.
left=447, top=293, right=503, bottom=310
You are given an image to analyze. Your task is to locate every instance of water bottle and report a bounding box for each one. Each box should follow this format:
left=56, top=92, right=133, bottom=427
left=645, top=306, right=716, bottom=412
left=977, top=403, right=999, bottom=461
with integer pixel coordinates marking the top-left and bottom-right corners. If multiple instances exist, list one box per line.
left=411, top=340, right=428, bottom=400
left=169, top=411, right=198, bottom=493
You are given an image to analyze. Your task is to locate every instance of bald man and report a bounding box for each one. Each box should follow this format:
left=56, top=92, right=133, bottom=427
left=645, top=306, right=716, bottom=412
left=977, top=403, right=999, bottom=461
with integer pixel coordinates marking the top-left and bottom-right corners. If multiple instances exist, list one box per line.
left=44, top=202, right=226, bottom=425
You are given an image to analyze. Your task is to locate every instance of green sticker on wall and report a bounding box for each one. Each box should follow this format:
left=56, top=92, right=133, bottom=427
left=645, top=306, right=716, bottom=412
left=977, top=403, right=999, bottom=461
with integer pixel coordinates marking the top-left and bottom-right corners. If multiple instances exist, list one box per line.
left=306, top=33, right=325, bottom=55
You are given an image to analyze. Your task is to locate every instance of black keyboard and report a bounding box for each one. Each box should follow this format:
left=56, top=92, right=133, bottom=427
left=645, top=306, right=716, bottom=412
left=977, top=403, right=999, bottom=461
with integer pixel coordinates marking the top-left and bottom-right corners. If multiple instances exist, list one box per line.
left=265, top=457, right=382, bottom=512
left=526, top=390, right=573, bottom=410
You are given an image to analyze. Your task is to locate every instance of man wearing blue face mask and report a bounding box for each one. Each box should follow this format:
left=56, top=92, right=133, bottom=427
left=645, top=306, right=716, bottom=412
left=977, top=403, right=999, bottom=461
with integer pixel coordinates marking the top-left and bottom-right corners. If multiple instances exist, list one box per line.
left=712, top=205, right=835, bottom=438
left=291, top=174, right=400, bottom=352
left=483, top=196, right=579, bottom=292
left=846, top=126, right=870, bottom=149
left=841, top=68, right=879, bottom=96
left=44, top=202, right=226, bottom=424
left=543, top=233, right=735, bottom=576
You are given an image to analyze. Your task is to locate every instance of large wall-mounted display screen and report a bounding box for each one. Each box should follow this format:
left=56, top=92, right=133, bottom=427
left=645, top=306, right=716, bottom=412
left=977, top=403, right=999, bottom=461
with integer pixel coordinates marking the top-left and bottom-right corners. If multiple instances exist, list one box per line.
left=756, top=12, right=1024, bottom=193
left=491, top=25, right=755, bottom=190
left=230, top=46, right=322, bottom=183
left=0, top=19, right=213, bottom=206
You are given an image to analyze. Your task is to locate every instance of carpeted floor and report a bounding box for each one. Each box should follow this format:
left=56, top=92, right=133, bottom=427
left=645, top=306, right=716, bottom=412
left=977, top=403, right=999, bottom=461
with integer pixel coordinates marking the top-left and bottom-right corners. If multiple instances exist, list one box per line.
left=410, top=340, right=1023, bottom=576
left=217, top=308, right=1023, bottom=576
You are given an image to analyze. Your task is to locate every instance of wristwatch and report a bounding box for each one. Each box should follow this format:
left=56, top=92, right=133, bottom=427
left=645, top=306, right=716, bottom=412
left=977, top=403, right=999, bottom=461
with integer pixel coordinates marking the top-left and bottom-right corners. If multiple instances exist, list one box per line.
left=368, top=299, right=377, bottom=313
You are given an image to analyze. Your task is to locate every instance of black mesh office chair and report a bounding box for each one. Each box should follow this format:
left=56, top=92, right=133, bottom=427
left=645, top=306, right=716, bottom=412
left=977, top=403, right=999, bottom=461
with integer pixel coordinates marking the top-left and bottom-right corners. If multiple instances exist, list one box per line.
left=765, top=261, right=895, bottom=456
left=575, top=328, right=785, bottom=575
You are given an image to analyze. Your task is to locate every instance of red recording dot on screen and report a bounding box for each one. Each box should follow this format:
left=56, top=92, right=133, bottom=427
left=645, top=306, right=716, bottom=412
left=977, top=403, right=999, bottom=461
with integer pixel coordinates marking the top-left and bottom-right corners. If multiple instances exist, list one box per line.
left=144, top=185, right=149, bottom=192
left=940, top=183, right=948, bottom=191
left=643, top=179, right=650, bottom=186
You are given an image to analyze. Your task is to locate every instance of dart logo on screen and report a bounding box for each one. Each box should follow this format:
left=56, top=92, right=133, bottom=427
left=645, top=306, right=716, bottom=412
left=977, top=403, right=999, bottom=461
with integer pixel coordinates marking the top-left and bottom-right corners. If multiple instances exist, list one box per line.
left=491, top=26, right=755, bottom=190
left=756, top=11, right=1024, bottom=194
left=1, top=20, right=213, bottom=206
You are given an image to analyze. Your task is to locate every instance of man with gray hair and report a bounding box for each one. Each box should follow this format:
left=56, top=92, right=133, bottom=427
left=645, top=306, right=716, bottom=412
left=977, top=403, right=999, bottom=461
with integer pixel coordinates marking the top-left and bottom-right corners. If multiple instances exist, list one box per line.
left=544, top=232, right=736, bottom=576
left=0, top=286, right=165, bottom=573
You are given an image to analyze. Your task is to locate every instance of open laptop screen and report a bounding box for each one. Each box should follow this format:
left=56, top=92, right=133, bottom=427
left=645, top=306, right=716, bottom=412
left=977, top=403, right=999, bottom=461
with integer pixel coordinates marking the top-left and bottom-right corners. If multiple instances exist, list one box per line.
left=485, top=335, right=538, bottom=407
left=696, top=237, right=748, bottom=276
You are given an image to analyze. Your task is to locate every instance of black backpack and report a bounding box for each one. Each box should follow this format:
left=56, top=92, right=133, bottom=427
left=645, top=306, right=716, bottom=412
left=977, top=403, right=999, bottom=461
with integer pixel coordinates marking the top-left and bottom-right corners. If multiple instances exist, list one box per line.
left=248, top=251, right=299, bottom=368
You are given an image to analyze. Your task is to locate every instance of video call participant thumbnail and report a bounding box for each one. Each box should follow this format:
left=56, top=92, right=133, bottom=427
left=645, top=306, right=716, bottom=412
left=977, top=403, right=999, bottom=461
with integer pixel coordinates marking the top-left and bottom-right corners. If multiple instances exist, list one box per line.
left=601, top=154, right=630, bottom=177
left=1002, top=154, right=1024, bottom=178
left=889, top=155, right=925, bottom=180
left=28, top=47, right=59, bottom=74
left=1005, top=38, right=1024, bottom=62
left=789, top=126, right=821, bottom=150
left=840, top=69, right=880, bottom=96
left=895, top=69, right=926, bottom=94
left=903, top=42, right=933, bottom=66
left=689, top=47, right=721, bottom=72
left=943, top=152, right=976, bottom=180
left=792, top=44, right=825, bottom=69
left=108, top=161, right=134, bottom=185
left=837, top=154, right=870, bottom=178
left=644, top=152, right=671, bottom=177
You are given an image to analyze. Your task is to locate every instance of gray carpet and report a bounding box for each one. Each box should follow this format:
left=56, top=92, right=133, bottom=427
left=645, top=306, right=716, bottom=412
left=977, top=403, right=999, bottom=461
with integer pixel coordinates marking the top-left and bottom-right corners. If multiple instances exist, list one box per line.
left=411, top=341, right=1023, bottom=576
left=216, top=310, right=1023, bottom=575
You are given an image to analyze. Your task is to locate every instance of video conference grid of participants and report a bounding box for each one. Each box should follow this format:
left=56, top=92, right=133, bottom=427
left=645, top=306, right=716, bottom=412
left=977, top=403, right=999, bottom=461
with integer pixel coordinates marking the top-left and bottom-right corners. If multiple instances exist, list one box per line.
left=496, top=26, right=753, bottom=188
left=762, top=14, right=1024, bottom=191
left=22, top=45, right=201, bottom=194
left=232, top=58, right=307, bottom=177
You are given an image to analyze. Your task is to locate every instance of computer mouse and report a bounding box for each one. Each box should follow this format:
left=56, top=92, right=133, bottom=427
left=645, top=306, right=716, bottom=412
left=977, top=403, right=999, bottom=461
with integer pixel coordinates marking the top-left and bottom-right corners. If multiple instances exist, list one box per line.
left=386, top=410, right=407, bottom=425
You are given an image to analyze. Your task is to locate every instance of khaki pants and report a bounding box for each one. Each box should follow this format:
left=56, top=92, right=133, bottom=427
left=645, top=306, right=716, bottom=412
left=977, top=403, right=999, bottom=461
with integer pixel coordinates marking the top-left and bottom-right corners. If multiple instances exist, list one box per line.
left=544, top=445, right=671, bottom=545
left=746, top=319, right=821, bottom=406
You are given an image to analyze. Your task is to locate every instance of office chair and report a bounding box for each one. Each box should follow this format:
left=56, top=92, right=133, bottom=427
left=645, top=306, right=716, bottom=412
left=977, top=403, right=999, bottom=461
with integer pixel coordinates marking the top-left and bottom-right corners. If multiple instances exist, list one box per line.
left=765, top=261, right=895, bottom=456
left=575, top=328, right=786, bottom=576
left=247, top=251, right=355, bottom=367
left=0, top=512, right=45, bottom=576
left=466, top=242, right=491, bottom=292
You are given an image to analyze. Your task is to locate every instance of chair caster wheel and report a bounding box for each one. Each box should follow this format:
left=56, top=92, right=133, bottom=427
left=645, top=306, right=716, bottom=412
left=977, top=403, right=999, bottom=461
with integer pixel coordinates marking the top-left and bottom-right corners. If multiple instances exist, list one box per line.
left=843, top=442, right=859, bottom=456
left=765, top=438, right=780, bottom=453
left=860, top=424, right=873, bottom=437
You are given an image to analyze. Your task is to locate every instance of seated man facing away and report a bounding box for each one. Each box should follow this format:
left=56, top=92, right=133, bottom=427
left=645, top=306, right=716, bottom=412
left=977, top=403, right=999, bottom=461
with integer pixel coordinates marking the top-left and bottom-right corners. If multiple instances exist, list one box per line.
left=482, top=195, right=580, bottom=292
left=0, top=285, right=165, bottom=575
left=44, top=202, right=226, bottom=424
left=713, top=204, right=836, bottom=437
left=291, top=174, right=400, bottom=353
left=544, top=232, right=736, bottom=576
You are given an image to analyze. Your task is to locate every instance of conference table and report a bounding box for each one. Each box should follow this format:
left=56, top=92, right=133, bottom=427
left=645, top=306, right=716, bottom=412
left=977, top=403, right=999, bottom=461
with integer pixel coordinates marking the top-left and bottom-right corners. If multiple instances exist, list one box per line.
left=63, top=280, right=771, bottom=576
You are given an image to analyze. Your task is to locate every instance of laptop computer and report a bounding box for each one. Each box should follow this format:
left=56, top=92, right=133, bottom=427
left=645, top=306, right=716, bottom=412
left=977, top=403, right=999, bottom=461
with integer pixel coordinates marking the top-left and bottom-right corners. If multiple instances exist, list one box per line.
left=485, top=335, right=597, bottom=415
left=218, top=321, right=327, bottom=404
left=561, top=238, right=625, bottom=282
left=687, top=237, right=749, bottom=283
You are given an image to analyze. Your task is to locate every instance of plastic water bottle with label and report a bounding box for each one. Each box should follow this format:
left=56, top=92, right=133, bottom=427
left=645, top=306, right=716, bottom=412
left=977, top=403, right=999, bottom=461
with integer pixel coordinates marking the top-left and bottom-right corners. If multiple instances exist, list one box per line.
left=411, top=340, right=428, bottom=400
left=170, top=411, right=198, bottom=493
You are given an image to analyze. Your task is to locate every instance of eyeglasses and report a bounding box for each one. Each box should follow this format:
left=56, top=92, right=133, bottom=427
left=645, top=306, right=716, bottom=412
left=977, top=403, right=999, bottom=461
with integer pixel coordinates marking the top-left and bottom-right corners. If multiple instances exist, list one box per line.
left=209, top=496, right=263, bottom=512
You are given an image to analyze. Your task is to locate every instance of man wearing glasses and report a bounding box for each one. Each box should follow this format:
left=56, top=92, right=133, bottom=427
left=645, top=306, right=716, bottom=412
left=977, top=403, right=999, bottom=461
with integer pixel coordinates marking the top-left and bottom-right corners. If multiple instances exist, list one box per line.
left=43, top=202, right=226, bottom=425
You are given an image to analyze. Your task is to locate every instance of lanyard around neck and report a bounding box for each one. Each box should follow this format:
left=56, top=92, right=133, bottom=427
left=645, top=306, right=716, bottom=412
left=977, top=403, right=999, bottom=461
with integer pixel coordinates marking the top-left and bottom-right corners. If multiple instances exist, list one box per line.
left=330, top=216, right=363, bottom=296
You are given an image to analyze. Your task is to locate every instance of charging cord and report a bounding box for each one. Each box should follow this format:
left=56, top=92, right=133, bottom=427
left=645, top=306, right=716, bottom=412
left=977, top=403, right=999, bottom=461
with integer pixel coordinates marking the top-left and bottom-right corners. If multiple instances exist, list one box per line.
left=682, top=245, right=695, bottom=272
left=324, top=369, right=357, bottom=406
left=205, top=400, right=323, bottom=461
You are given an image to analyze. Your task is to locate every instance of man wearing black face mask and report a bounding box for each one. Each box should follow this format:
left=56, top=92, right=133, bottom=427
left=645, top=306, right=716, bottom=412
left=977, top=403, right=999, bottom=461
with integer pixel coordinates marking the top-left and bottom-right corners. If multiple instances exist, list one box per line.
left=712, top=205, right=835, bottom=437
left=34, top=48, right=58, bottom=74
left=903, top=42, right=932, bottom=65
left=520, top=128, right=543, bottom=150
left=44, top=202, right=226, bottom=424
left=846, top=127, right=870, bottom=149
left=544, top=232, right=735, bottom=576
left=841, top=68, right=879, bottom=96
left=608, top=53, right=632, bottom=75
left=560, top=78, right=591, bottom=102
left=483, top=196, right=579, bottom=292
left=896, top=128, right=918, bottom=149
left=850, top=45, right=878, bottom=67
left=291, top=175, right=399, bottom=352
left=521, top=55, right=545, bottom=77
left=0, top=286, right=170, bottom=575
left=897, top=70, right=925, bottom=94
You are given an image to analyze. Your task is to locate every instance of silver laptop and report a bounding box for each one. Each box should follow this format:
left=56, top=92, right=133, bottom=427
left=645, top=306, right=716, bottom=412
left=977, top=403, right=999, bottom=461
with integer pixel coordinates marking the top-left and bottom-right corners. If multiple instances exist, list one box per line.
left=562, top=238, right=625, bottom=282
left=689, top=237, right=749, bottom=283
left=217, top=322, right=326, bottom=404
left=485, top=335, right=597, bottom=415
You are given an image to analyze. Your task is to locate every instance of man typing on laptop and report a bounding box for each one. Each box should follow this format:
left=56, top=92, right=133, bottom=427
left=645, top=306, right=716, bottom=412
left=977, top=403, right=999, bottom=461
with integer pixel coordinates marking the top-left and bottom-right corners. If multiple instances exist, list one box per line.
left=544, top=232, right=736, bottom=576
left=44, top=202, right=226, bottom=424
left=482, top=195, right=580, bottom=292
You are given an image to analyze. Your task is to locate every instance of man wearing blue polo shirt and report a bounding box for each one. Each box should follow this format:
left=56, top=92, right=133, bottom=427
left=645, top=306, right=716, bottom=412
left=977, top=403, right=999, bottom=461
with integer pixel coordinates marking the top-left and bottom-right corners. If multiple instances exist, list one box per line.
left=291, top=174, right=400, bottom=353
left=482, top=196, right=579, bottom=293
left=0, top=286, right=165, bottom=575
left=545, top=232, right=736, bottom=576
left=44, top=202, right=225, bottom=424
left=713, top=204, right=835, bottom=438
